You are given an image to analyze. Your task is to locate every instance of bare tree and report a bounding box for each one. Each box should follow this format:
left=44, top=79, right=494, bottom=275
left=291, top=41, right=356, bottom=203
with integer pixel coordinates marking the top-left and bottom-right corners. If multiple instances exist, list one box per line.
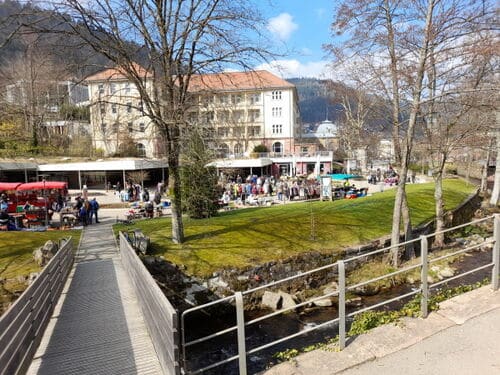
left=30, top=0, right=272, bottom=243
left=327, top=0, right=496, bottom=265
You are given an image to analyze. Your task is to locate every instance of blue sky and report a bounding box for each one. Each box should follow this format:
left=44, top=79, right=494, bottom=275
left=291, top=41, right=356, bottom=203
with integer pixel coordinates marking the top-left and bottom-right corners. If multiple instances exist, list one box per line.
left=256, top=0, right=336, bottom=79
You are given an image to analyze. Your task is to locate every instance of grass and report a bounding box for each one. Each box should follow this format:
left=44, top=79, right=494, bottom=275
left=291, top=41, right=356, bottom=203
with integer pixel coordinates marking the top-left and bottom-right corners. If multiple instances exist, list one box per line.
left=114, top=179, right=475, bottom=278
left=0, top=230, right=81, bottom=280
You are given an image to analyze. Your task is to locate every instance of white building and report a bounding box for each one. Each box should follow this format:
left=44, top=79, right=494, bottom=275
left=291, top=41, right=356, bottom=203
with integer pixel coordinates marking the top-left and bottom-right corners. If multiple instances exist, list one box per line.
left=85, top=66, right=301, bottom=158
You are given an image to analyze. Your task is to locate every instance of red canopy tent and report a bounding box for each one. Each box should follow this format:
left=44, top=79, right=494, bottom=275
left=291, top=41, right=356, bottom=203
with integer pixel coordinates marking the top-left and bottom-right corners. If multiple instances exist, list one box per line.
left=0, top=182, right=22, bottom=191
left=16, top=181, right=68, bottom=191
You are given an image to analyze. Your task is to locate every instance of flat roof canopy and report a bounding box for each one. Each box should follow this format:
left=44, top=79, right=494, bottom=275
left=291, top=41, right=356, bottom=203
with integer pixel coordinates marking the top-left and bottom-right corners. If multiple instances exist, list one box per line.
left=0, top=161, right=38, bottom=171
left=38, top=159, right=168, bottom=172
left=207, top=158, right=273, bottom=168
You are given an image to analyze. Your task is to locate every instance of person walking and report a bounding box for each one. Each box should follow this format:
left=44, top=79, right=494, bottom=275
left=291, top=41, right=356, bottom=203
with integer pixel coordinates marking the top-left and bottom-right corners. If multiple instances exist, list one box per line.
left=89, top=197, right=100, bottom=224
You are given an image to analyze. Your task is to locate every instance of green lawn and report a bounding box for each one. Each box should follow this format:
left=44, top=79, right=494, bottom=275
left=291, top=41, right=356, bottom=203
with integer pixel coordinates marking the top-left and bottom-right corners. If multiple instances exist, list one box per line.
left=0, top=230, right=81, bottom=280
left=115, top=179, right=475, bottom=278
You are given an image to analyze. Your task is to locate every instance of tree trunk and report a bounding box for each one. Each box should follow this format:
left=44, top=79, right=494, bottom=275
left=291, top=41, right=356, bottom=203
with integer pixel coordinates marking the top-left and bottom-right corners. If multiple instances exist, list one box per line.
left=390, top=0, right=436, bottom=266
left=480, top=139, right=493, bottom=192
left=401, top=191, right=414, bottom=260
left=490, top=112, right=500, bottom=206
left=168, top=160, right=184, bottom=244
left=433, top=171, right=445, bottom=247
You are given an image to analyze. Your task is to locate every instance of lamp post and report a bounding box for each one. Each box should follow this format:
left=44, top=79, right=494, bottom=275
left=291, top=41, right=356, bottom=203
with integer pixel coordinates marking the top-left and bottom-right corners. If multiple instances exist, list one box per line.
left=43, top=178, right=48, bottom=227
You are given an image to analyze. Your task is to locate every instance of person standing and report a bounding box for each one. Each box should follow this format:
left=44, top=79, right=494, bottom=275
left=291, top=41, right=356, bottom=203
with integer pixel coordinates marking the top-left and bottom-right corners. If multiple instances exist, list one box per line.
left=89, top=197, right=100, bottom=224
left=82, top=184, right=88, bottom=200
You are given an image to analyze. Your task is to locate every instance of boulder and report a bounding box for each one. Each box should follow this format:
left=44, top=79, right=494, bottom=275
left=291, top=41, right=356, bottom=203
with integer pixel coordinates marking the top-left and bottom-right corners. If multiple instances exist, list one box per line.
left=438, top=267, right=454, bottom=278
left=346, top=296, right=363, bottom=308
left=353, top=284, right=380, bottom=296
left=33, top=247, right=44, bottom=266
left=262, top=291, right=281, bottom=310
left=279, top=292, right=297, bottom=310
left=313, top=297, right=333, bottom=307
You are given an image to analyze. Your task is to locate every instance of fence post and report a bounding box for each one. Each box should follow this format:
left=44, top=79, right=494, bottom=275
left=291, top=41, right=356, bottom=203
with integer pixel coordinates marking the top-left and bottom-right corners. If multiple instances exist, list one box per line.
left=235, top=292, right=247, bottom=375
left=420, top=235, right=429, bottom=318
left=338, top=260, right=346, bottom=350
left=493, top=214, right=500, bottom=291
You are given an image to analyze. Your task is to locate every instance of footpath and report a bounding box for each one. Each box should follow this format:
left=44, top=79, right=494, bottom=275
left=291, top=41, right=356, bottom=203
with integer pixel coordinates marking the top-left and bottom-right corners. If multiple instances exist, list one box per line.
left=262, top=286, right=500, bottom=375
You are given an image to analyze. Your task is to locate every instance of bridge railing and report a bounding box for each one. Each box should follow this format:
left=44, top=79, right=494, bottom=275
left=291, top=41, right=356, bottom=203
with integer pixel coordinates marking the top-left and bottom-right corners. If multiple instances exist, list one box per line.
left=0, top=237, right=74, bottom=375
left=181, top=214, right=499, bottom=375
left=119, top=232, right=180, bottom=375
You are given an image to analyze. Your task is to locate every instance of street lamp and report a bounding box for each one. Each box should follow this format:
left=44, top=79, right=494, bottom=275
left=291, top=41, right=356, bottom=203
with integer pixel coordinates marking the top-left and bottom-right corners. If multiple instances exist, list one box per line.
left=43, top=178, right=48, bottom=227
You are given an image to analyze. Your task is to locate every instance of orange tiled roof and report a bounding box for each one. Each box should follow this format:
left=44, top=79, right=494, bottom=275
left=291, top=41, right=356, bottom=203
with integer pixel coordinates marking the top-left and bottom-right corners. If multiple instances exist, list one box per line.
left=85, top=63, right=152, bottom=82
left=187, top=70, right=294, bottom=92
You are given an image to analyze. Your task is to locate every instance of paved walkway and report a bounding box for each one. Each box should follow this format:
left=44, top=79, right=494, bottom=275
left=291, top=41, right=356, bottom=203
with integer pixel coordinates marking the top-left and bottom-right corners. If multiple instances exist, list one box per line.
left=261, top=286, right=500, bottom=375
left=27, top=217, right=163, bottom=375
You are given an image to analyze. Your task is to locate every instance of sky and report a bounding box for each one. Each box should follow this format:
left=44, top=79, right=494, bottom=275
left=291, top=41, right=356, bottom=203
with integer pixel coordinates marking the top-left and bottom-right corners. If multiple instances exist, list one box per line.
left=255, top=0, right=337, bottom=79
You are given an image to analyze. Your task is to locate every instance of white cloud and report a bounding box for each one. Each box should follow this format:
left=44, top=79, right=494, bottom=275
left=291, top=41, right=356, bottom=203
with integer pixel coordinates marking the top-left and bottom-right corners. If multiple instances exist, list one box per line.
left=301, top=47, right=313, bottom=56
left=267, top=13, right=298, bottom=41
left=255, top=59, right=330, bottom=79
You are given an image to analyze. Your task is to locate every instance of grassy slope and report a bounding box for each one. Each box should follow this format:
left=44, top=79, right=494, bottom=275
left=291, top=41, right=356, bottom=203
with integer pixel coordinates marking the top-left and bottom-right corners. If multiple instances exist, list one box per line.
left=0, top=230, right=81, bottom=279
left=115, top=179, right=475, bottom=278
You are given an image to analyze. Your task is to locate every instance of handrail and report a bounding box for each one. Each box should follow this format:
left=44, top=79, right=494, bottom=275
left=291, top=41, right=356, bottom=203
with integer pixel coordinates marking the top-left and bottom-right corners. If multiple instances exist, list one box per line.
left=0, top=238, right=74, bottom=375
left=181, top=214, right=499, bottom=374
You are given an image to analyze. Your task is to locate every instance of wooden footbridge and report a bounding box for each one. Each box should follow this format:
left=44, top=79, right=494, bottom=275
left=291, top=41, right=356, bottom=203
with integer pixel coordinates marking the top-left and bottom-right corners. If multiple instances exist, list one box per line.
left=0, top=221, right=179, bottom=375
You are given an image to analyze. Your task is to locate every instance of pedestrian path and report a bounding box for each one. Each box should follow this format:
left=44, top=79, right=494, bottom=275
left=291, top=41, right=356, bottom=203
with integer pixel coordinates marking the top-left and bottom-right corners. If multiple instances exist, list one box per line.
left=27, top=220, right=163, bottom=375
left=262, top=286, right=500, bottom=375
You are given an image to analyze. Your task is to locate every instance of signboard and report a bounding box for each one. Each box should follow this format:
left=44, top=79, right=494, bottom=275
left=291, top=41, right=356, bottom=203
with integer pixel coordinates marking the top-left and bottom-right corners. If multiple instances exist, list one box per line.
left=321, top=176, right=332, bottom=201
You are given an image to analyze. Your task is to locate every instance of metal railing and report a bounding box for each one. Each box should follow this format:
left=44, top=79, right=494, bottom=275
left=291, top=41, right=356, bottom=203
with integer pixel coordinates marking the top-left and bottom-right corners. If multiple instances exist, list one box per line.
left=181, top=214, right=499, bottom=374
left=0, top=238, right=74, bottom=375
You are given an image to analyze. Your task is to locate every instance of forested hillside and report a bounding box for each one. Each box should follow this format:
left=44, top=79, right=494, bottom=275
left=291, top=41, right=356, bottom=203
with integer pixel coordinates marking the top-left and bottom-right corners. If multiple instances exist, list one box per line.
left=288, top=78, right=344, bottom=124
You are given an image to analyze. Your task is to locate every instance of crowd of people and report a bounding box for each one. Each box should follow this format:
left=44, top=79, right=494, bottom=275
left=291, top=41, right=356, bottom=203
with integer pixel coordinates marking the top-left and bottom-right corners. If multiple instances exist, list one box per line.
left=218, top=174, right=323, bottom=207
left=69, top=196, right=100, bottom=226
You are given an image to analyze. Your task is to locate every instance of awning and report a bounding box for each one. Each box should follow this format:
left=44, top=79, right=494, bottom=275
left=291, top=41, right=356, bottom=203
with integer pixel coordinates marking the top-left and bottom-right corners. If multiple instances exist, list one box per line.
left=0, top=182, right=22, bottom=191
left=17, top=181, right=68, bottom=191
left=206, top=158, right=273, bottom=169
left=38, top=159, right=168, bottom=172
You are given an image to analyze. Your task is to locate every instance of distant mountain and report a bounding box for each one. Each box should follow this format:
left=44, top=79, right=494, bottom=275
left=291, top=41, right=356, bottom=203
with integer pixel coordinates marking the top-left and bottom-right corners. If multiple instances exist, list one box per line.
left=288, top=78, right=344, bottom=124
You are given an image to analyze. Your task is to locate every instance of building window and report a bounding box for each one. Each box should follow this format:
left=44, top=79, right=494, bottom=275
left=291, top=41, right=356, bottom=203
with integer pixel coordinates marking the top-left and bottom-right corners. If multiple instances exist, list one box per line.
left=218, top=143, right=229, bottom=157
left=110, top=83, right=117, bottom=94
left=203, top=95, right=214, bottom=105
left=188, top=112, right=198, bottom=124
left=301, top=146, right=309, bottom=155
left=136, top=143, right=146, bottom=157
left=98, top=84, right=104, bottom=95
left=218, top=110, right=229, bottom=122
left=272, top=107, right=282, bottom=117
left=99, top=102, right=105, bottom=114
left=139, top=122, right=145, bottom=132
left=272, top=124, right=283, bottom=134
left=234, top=143, right=243, bottom=155
left=204, top=111, right=214, bottom=124
left=272, top=90, right=282, bottom=100
left=217, top=127, right=229, bottom=137
left=272, top=142, right=283, bottom=154
left=219, top=95, right=228, bottom=104
left=124, top=82, right=130, bottom=94
left=249, top=109, right=260, bottom=122
left=126, top=102, right=132, bottom=113
left=233, top=127, right=244, bottom=137
left=232, top=110, right=244, bottom=122
left=231, top=94, right=242, bottom=104
left=100, top=123, right=107, bottom=134
left=111, top=104, right=117, bottom=114
left=248, top=126, right=261, bottom=137
left=249, top=93, right=260, bottom=104
left=112, top=123, right=119, bottom=133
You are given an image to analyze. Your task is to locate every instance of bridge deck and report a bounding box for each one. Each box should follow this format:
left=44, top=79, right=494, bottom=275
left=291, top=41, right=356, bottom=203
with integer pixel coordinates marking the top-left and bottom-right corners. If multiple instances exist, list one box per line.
left=27, top=222, right=163, bottom=375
